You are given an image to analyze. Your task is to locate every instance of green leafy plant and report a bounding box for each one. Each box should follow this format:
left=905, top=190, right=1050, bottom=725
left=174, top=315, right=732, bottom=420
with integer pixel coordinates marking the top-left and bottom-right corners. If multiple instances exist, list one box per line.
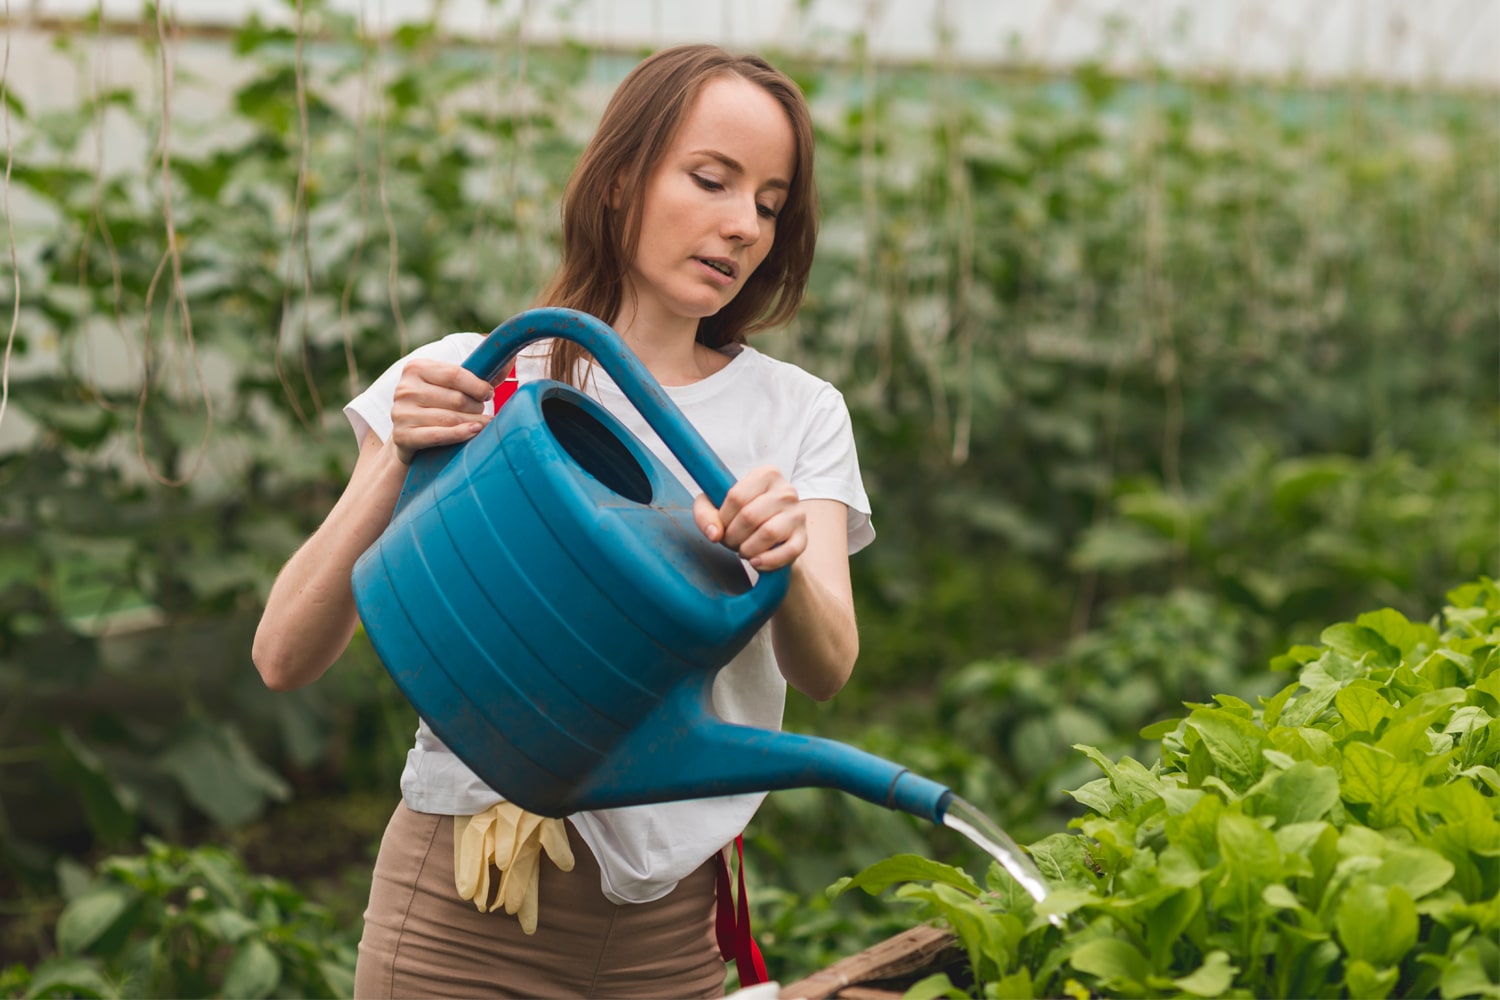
left=835, top=579, right=1500, bottom=998
left=0, top=838, right=356, bottom=999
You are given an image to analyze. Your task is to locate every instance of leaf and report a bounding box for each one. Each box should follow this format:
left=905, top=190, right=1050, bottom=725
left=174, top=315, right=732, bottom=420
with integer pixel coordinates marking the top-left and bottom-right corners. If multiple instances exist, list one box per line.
left=1356, top=608, right=1439, bottom=660
left=991, top=967, right=1035, bottom=999
left=1438, top=935, right=1500, bottom=999
left=55, top=887, right=133, bottom=957
left=1278, top=683, right=1339, bottom=730
left=1445, top=706, right=1494, bottom=739
left=1147, top=889, right=1200, bottom=969
left=905, top=971, right=970, bottom=1000
left=1300, top=651, right=1367, bottom=691
left=16, top=957, right=114, bottom=999
left=1335, top=685, right=1396, bottom=735
left=1184, top=708, right=1271, bottom=792
left=1068, top=777, right=1117, bottom=816
left=894, top=884, right=1014, bottom=982
left=829, top=854, right=980, bottom=899
left=1072, top=745, right=1162, bottom=813
left=1321, top=624, right=1401, bottom=668
left=1139, top=717, right=1183, bottom=740
left=1260, top=682, right=1299, bottom=728
left=1373, top=847, right=1455, bottom=900
left=1069, top=521, right=1173, bottom=572
left=1217, top=812, right=1282, bottom=915
left=200, top=908, right=258, bottom=943
left=155, top=719, right=290, bottom=828
left=2, top=87, right=26, bottom=119
left=317, top=960, right=357, bottom=1000
left=1172, top=950, right=1238, bottom=997
left=1341, top=743, right=1423, bottom=828
left=1345, top=959, right=1401, bottom=1000
left=1336, top=883, right=1417, bottom=967
left=56, top=729, right=138, bottom=846
left=1272, top=456, right=1356, bottom=513
left=222, top=939, right=281, bottom=1000
left=1378, top=715, right=1454, bottom=761
left=1259, top=761, right=1341, bottom=825
left=1269, top=725, right=1338, bottom=765
left=1262, top=883, right=1303, bottom=910
left=1068, top=937, right=1151, bottom=990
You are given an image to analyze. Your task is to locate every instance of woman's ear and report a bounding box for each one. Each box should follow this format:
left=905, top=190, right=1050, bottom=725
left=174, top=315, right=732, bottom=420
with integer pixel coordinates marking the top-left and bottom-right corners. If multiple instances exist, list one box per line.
left=609, top=176, right=624, bottom=210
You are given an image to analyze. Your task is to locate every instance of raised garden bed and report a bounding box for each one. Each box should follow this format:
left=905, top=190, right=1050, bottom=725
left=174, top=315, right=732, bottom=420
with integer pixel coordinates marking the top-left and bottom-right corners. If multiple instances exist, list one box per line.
left=779, top=925, right=963, bottom=1000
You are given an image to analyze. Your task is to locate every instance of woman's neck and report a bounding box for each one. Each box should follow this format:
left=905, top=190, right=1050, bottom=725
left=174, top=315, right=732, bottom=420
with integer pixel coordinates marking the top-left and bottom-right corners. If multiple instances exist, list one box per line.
left=613, top=306, right=728, bottom=387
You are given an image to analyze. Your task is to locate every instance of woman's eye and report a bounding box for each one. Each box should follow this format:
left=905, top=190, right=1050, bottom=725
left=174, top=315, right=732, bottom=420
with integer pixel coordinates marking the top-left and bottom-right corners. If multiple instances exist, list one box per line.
left=692, top=174, right=724, bottom=192
left=757, top=203, right=780, bottom=221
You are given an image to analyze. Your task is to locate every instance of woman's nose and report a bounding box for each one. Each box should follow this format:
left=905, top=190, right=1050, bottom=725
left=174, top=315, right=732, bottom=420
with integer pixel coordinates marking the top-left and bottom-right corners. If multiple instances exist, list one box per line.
left=722, top=196, right=761, bottom=244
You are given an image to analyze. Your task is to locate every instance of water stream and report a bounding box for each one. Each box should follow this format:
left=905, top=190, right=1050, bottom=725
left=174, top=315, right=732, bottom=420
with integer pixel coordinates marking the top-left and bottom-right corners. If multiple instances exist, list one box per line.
left=942, top=795, right=1063, bottom=926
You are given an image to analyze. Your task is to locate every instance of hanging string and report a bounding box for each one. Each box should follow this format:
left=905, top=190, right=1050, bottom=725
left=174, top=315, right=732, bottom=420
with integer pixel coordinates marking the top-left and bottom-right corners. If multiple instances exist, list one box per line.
left=375, top=0, right=409, bottom=356
left=510, top=0, right=535, bottom=297
left=0, top=0, right=18, bottom=435
left=836, top=0, right=884, bottom=386
left=273, top=0, right=324, bottom=430
left=134, top=0, right=213, bottom=486
left=77, top=0, right=131, bottom=409
left=338, top=0, right=375, bottom=399
left=936, top=0, right=974, bottom=465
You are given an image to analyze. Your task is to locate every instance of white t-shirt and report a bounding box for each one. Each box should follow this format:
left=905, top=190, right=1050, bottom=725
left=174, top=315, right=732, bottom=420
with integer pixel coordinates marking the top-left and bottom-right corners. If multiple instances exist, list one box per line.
left=345, top=331, right=873, bottom=903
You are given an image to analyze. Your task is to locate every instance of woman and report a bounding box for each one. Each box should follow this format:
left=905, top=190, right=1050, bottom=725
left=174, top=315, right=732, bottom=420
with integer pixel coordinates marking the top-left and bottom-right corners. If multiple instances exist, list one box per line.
left=253, top=44, right=872, bottom=998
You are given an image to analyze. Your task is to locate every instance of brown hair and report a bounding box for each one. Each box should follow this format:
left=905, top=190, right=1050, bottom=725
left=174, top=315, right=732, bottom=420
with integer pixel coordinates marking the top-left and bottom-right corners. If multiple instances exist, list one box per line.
left=536, top=44, right=819, bottom=384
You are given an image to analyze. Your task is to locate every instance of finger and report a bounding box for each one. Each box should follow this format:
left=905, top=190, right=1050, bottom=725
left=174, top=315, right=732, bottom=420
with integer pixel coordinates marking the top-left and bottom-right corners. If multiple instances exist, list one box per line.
left=393, top=380, right=489, bottom=417
left=715, top=465, right=786, bottom=534
left=401, top=359, right=496, bottom=408
left=737, top=513, right=807, bottom=571
left=718, top=480, right=800, bottom=552
left=391, top=416, right=488, bottom=463
left=392, top=405, right=491, bottom=438
left=693, top=492, right=725, bottom=544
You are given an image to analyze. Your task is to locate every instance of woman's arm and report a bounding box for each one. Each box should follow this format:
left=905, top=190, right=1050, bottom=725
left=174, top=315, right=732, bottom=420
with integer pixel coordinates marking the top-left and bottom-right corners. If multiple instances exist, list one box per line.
left=766, top=499, right=856, bottom=701
left=252, top=435, right=409, bottom=690
left=694, top=471, right=858, bottom=701
left=252, top=358, right=494, bottom=691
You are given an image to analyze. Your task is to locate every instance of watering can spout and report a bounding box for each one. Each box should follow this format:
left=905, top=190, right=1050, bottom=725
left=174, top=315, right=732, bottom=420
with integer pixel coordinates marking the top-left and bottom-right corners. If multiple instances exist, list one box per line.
left=568, top=682, right=954, bottom=825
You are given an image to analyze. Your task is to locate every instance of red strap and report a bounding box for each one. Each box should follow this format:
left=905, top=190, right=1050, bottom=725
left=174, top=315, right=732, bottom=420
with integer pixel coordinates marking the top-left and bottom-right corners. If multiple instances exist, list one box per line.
left=714, top=835, right=768, bottom=986
left=493, top=365, right=518, bottom=411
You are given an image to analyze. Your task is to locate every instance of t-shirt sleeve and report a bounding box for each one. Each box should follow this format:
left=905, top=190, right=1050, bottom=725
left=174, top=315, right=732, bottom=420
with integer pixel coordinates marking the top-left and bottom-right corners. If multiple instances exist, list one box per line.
left=343, top=333, right=487, bottom=446
left=792, top=383, right=875, bottom=555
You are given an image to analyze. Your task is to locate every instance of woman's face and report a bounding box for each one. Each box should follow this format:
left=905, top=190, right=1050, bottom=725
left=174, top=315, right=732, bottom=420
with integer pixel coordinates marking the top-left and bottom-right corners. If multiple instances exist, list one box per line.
left=621, top=74, right=796, bottom=334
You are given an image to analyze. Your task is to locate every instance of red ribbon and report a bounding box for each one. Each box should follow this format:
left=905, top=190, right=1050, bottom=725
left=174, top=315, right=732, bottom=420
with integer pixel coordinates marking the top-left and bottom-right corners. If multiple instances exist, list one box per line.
left=715, top=835, right=769, bottom=986
left=493, top=367, right=519, bottom=411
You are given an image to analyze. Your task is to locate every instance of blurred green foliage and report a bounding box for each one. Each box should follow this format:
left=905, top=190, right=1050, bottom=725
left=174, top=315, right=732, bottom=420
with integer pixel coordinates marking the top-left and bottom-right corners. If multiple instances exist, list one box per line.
left=0, top=1, right=1495, bottom=989
left=0, top=838, right=357, bottom=999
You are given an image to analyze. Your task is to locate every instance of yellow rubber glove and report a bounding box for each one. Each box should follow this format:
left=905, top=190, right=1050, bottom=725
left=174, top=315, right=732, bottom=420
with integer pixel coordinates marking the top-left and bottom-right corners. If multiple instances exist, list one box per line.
left=453, top=802, right=575, bottom=934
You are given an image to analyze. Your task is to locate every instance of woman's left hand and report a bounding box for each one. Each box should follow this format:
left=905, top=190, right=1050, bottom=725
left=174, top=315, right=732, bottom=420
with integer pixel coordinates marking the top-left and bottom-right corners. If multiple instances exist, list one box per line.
left=692, top=465, right=806, bottom=571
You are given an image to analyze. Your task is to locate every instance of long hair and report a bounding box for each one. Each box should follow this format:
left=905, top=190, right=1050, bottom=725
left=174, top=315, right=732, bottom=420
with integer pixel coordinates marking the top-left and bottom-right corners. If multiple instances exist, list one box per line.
left=536, top=45, right=819, bottom=384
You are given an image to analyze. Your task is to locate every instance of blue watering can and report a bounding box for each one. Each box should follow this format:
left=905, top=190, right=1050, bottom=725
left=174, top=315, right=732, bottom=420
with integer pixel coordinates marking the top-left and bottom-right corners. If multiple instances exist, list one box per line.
left=351, top=308, right=953, bottom=823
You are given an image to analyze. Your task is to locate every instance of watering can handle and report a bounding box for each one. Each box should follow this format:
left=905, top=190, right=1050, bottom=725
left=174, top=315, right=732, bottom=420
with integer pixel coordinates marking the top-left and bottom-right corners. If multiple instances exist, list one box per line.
left=456, top=308, right=790, bottom=599
left=393, top=308, right=787, bottom=602
left=462, top=307, right=743, bottom=506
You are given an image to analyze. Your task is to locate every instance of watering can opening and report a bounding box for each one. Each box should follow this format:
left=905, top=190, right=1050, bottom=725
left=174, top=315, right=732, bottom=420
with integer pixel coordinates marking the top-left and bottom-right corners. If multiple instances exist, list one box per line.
left=542, top=395, right=653, bottom=507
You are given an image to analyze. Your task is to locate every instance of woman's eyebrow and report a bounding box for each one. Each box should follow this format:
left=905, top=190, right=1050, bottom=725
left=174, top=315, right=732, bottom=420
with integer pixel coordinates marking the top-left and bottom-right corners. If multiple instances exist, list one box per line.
left=691, top=149, right=790, bottom=191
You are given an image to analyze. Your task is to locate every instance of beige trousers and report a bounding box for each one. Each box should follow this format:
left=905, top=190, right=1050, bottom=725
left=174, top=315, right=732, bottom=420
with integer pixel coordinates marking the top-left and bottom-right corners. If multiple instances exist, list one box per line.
left=354, top=802, right=725, bottom=999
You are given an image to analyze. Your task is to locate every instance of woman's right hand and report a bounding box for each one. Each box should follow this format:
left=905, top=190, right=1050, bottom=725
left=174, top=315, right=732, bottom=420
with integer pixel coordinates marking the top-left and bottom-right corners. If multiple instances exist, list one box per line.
left=388, top=358, right=498, bottom=464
